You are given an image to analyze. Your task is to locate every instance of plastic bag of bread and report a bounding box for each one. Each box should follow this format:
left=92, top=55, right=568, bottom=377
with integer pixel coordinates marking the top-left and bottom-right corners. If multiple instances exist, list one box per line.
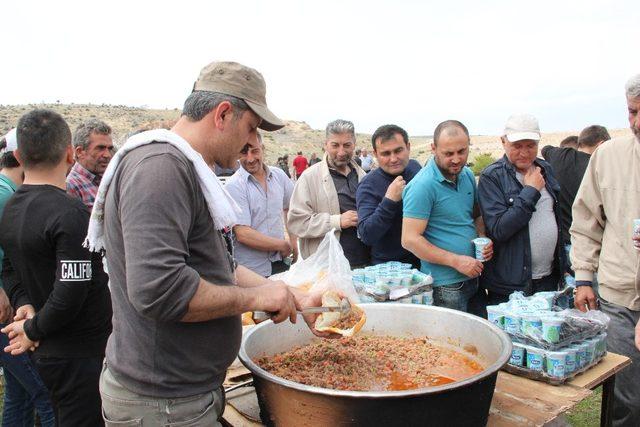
left=269, top=230, right=359, bottom=302
left=314, top=291, right=366, bottom=337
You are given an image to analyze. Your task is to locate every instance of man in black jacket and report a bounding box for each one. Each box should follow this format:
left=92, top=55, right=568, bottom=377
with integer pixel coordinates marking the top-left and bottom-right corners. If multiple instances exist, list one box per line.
left=478, top=114, right=565, bottom=305
left=541, top=125, right=610, bottom=270
left=0, top=109, right=112, bottom=426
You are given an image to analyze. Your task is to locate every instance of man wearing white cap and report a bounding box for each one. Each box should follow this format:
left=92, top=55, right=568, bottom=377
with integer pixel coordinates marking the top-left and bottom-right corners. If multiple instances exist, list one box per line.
left=477, top=114, right=565, bottom=306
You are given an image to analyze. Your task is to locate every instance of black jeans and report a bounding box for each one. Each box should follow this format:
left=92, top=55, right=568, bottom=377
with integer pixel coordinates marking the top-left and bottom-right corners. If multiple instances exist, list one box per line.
left=32, top=355, right=104, bottom=427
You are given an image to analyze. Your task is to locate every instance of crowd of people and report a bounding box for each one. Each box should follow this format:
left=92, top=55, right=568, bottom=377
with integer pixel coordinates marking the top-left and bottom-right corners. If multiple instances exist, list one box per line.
left=0, top=60, right=638, bottom=426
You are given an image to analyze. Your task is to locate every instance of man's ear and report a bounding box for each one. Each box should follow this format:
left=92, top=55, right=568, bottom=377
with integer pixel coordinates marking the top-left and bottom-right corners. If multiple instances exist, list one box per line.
left=74, top=144, right=83, bottom=160
left=431, top=142, right=436, bottom=154
left=211, top=101, right=234, bottom=131
left=66, top=144, right=75, bottom=165
left=13, top=149, right=23, bottom=165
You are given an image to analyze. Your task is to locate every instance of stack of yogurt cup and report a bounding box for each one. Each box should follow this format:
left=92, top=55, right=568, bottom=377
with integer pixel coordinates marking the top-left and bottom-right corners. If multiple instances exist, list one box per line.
left=351, top=262, right=433, bottom=305
left=508, top=333, right=607, bottom=379
left=487, top=291, right=609, bottom=381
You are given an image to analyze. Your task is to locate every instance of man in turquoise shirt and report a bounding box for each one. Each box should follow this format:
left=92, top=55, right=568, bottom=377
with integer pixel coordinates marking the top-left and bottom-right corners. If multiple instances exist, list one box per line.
left=402, top=120, right=493, bottom=314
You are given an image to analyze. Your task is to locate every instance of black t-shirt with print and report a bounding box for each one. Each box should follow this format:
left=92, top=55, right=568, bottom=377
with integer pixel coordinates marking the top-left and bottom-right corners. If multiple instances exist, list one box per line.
left=0, top=185, right=112, bottom=358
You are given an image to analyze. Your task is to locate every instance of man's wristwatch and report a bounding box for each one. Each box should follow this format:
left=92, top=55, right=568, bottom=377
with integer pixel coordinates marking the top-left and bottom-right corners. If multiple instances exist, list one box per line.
left=575, top=280, right=593, bottom=288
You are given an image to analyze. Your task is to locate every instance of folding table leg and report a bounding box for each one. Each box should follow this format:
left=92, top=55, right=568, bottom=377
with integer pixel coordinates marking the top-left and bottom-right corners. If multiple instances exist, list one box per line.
left=600, top=376, right=616, bottom=427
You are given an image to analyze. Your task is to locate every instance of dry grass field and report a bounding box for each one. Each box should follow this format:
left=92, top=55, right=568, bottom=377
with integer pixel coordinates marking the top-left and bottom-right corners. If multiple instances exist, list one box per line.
left=0, top=103, right=632, bottom=166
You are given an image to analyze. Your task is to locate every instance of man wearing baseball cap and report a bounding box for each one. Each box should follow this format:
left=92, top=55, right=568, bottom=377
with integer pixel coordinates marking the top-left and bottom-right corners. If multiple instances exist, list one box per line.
left=477, top=114, right=565, bottom=307
left=98, top=61, right=326, bottom=426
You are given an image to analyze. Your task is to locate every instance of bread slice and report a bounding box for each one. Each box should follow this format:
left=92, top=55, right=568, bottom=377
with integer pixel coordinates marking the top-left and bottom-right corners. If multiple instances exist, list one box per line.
left=314, top=291, right=366, bottom=337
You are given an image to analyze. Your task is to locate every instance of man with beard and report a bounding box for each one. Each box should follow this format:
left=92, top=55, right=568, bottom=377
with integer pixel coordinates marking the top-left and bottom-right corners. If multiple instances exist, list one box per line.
left=91, top=61, right=327, bottom=426
left=288, top=119, right=369, bottom=267
left=572, top=74, right=640, bottom=426
left=402, top=120, right=492, bottom=314
left=356, top=124, right=421, bottom=267
left=225, top=133, right=297, bottom=277
left=66, top=119, right=114, bottom=209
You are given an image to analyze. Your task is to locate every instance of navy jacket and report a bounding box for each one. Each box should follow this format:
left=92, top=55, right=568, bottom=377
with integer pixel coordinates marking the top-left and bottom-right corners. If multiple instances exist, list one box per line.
left=477, top=156, right=565, bottom=295
left=356, top=159, right=421, bottom=267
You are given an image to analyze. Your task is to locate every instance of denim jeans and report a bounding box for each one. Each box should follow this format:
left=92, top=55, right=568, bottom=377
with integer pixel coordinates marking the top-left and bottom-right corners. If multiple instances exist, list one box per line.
left=100, top=363, right=225, bottom=426
left=0, top=327, right=55, bottom=427
left=433, top=278, right=481, bottom=314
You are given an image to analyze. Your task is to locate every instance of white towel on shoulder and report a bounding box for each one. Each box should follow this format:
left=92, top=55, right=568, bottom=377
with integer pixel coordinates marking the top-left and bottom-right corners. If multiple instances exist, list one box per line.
left=84, top=128, right=240, bottom=252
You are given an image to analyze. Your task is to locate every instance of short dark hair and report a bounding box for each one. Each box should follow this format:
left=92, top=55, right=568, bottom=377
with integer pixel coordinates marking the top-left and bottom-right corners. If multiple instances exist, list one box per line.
left=578, top=125, right=610, bottom=148
left=0, top=137, right=19, bottom=168
left=371, top=124, right=409, bottom=151
left=0, top=152, right=20, bottom=169
left=16, top=109, right=71, bottom=169
left=297, top=151, right=302, bottom=155
left=433, top=120, right=470, bottom=146
left=182, top=91, right=249, bottom=122
left=559, top=135, right=578, bottom=149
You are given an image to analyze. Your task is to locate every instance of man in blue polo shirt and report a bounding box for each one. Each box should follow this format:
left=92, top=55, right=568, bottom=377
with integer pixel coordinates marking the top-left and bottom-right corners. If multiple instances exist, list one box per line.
left=402, top=120, right=492, bottom=314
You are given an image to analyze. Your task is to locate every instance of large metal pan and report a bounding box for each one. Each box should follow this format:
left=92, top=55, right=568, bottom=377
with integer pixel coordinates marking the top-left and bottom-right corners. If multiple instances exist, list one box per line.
left=239, top=303, right=511, bottom=427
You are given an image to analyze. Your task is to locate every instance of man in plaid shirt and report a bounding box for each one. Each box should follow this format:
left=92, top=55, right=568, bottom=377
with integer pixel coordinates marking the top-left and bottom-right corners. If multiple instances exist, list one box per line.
left=66, top=120, right=114, bottom=210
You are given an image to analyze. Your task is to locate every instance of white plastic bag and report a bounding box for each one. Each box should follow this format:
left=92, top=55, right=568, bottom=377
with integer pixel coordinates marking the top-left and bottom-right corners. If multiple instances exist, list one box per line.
left=270, top=229, right=359, bottom=301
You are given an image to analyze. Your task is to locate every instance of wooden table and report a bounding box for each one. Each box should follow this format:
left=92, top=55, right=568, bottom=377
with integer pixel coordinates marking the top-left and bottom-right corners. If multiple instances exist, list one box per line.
left=222, top=352, right=630, bottom=427
left=568, top=352, right=631, bottom=427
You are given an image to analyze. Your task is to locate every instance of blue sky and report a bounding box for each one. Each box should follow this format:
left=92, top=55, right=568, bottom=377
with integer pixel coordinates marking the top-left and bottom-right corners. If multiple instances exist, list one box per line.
left=2, top=0, right=638, bottom=135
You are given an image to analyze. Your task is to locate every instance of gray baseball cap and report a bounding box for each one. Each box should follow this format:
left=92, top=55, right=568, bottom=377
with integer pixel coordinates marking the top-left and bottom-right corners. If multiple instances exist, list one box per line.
left=194, top=61, right=285, bottom=131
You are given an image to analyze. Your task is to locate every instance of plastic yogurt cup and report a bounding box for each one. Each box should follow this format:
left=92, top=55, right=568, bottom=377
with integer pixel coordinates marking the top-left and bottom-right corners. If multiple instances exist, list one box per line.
left=422, top=290, right=434, bottom=305
left=545, top=351, right=567, bottom=378
left=473, top=237, right=491, bottom=261
left=504, top=312, right=522, bottom=335
left=521, top=313, right=543, bottom=337
left=576, top=343, right=590, bottom=368
left=564, top=347, right=577, bottom=374
left=596, top=333, right=607, bottom=357
left=486, top=305, right=505, bottom=329
left=585, top=339, right=598, bottom=364
left=411, top=293, right=423, bottom=304
left=526, top=346, right=545, bottom=371
left=510, top=343, right=526, bottom=367
left=542, top=316, right=563, bottom=343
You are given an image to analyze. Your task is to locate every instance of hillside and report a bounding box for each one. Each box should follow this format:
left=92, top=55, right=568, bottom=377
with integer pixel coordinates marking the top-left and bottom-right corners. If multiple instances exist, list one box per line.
left=0, top=103, right=632, bottom=165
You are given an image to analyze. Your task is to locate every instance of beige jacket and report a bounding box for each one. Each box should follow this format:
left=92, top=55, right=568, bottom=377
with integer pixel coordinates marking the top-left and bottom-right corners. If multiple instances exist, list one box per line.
left=287, top=154, right=366, bottom=259
left=570, top=135, right=640, bottom=310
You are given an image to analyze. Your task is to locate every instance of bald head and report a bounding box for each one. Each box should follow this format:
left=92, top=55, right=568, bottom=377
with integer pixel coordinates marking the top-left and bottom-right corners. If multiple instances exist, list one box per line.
left=433, top=120, right=470, bottom=146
